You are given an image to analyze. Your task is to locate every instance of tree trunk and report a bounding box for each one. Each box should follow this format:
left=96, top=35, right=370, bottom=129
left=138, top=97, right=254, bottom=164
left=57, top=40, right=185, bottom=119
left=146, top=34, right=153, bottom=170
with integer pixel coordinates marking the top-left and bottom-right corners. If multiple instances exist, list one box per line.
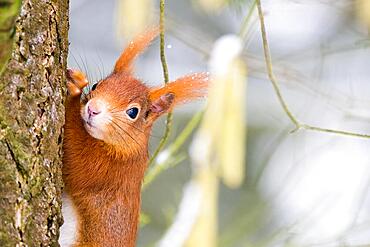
left=0, top=0, right=69, bottom=246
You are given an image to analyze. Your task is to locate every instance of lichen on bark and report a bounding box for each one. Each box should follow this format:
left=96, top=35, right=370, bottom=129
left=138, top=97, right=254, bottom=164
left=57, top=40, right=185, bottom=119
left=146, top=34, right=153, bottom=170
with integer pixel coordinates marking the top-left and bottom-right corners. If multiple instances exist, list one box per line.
left=0, top=0, right=69, bottom=246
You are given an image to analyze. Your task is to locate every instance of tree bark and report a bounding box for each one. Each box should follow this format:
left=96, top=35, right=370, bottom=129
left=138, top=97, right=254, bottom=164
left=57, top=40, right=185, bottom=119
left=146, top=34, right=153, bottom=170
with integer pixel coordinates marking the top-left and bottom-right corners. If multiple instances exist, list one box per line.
left=0, top=0, right=69, bottom=246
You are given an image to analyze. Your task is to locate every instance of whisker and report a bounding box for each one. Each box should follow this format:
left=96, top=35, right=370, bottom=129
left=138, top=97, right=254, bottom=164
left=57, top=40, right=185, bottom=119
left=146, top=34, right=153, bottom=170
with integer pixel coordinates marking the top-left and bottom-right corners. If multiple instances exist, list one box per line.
left=79, top=53, right=96, bottom=93
left=128, top=95, right=143, bottom=104
left=83, top=50, right=94, bottom=83
left=109, top=122, right=129, bottom=147
left=75, top=53, right=93, bottom=95
left=111, top=117, right=152, bottom=139
left=111, top=120, right=145, bottom=152
left=78, top=53, right=89, bottom=79
left=112, top=116, right=161, bottom=139
left=91, top=52, right=103, bottom=82
left=70, top=51, right=84, bottom=72
left=96, top=51, right=106, bottom=81
left=109, top=102, right=134, bottom=112
left=109, top=106, right=124, bottom=113
left=111, top=116, right=147, bottom=135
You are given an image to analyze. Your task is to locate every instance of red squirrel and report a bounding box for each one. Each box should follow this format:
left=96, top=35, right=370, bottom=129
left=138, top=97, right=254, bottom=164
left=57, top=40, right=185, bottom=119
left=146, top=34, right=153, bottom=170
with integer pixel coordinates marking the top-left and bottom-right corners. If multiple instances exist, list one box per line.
left=62, top=28, right=208, bottom=247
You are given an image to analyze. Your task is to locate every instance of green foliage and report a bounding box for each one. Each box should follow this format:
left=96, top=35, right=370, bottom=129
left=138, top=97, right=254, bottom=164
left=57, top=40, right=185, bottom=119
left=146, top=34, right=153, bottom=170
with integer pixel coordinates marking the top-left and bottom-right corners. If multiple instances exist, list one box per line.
left=0, top=0, right=21, bottom=75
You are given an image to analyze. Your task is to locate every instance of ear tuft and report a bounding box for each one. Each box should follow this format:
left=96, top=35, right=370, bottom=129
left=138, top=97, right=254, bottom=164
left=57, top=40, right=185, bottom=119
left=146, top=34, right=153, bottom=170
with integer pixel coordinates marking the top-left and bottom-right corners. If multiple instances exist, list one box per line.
left=114, top=27, right=159, bottom=73
left=149, top=73, right=209, bottom=110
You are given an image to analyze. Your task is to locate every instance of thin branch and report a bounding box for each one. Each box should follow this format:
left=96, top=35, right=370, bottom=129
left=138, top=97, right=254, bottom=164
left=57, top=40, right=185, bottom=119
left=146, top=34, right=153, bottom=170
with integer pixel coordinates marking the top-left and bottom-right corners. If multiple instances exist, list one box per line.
left=159, top=0, right=170, bottom=84
left=144, top=153, right=187, bottom=189
left=149, top=0, right=173, bottom=165
left=256, top=0, right=299, bottom=127
left=144, top=111, right=203, bottom=189
left=256, top=0, right=370, bottom=139
left=239, top=0, right=257, bottom=42
left=300, top=124, right=370, bottom=139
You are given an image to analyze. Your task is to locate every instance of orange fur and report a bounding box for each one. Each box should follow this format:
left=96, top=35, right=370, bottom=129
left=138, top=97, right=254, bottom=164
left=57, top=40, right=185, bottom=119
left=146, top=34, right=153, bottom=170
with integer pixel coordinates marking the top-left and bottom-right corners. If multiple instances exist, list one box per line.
left=149, top=72, right=209, bottom=108
left=63, top=28, right=208, bottom=247
left=114, top=27, right=159, bottom=73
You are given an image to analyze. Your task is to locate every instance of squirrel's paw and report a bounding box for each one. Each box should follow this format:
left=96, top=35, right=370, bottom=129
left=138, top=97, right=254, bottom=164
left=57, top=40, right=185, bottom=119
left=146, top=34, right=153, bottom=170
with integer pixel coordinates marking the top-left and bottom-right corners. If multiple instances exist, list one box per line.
left=66, top=69, right=89, bottom=97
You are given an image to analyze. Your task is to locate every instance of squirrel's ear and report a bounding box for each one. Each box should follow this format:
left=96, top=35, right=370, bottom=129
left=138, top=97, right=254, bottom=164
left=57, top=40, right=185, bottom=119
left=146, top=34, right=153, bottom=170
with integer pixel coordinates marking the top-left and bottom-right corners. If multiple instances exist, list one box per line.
left=114, top=27, right=159, bottom=73
left=147, top=73, right=209, bottom=121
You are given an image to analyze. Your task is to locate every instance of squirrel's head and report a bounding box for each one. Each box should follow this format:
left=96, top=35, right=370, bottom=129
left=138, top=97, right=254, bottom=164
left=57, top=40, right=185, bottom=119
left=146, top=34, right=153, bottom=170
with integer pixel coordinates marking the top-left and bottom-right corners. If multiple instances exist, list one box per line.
left=74, top=28, right=208, bottom=150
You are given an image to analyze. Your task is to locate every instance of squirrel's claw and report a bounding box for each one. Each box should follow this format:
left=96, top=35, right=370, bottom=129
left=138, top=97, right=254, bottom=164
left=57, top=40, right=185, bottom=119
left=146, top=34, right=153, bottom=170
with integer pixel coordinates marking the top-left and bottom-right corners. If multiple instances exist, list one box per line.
left=67, top=81, right=82, bottom=97
left=66, top=69, right=89, bottom=97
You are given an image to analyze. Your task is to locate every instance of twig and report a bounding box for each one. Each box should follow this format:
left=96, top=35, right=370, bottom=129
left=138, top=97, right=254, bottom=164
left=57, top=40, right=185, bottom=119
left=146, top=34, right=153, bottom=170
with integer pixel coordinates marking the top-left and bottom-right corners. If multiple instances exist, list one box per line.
left=256, top=0, right=299, bottom=127
left=144, top=153, right=187, bottom=189
left=239, top=0, right=257, bottom=42
left=144, top=111, right=204, bottom=189
left=300, top=124, right=370, bottom=139
left=159, top=0, right=170, bottom=84
left=149, top=0, right=173, bottom=165
left=256, top=0, right=370, bottom=139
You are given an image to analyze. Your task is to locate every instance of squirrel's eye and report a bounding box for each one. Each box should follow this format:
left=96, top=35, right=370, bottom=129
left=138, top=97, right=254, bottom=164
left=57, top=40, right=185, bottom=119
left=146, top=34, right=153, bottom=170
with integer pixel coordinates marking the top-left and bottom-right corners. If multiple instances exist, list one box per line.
left=126, top=107, right=139, bottom=120
left=91, top=83, right=98, bottom=91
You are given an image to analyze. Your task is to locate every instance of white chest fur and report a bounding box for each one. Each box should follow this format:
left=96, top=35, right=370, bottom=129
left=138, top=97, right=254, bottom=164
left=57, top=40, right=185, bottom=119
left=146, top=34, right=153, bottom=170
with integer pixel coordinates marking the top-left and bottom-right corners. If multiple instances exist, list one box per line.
left=59, top=194, right=77, bottom=247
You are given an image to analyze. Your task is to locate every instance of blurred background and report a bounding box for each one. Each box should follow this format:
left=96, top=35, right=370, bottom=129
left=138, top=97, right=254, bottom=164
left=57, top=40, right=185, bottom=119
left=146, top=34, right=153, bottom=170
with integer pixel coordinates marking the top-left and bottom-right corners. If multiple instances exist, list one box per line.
left=61, top=0, right=370, bottom=246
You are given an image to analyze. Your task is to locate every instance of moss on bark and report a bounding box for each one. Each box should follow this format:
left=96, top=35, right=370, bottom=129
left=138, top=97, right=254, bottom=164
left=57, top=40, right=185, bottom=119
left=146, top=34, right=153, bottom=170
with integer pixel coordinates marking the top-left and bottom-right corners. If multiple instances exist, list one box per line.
left=0, top=0, right=69, bottom=246
left=0, top=0, right=21, bottom=74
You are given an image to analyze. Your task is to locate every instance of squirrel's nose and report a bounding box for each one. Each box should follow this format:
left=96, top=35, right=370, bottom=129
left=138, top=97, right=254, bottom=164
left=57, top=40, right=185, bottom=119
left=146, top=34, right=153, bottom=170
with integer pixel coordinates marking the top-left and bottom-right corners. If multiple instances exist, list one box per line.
left=87, top=103, right=101, bottom=118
